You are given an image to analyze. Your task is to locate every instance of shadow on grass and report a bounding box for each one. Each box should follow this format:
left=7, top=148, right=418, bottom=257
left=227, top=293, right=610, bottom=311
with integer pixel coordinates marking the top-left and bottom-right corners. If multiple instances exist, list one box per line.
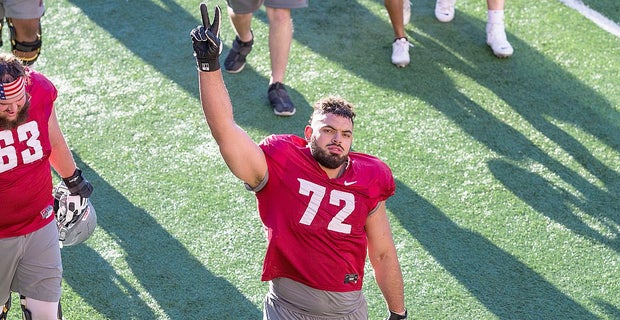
left=61, top=0, right=618, bottom=317
left=388, top=179, right=599, bottom=319
left=61, top=156, right=261, bottom=319
left=294, top=0, right=620, bottom=251
left=410, top=12, right=619, bottom=253
left=593, top=298, right=620, bottom=320
left=294, top=0, right=618, bottom=317
left=579, top=0, right=620, bottom=24
left=66, top=0, right=311, bottom=137
left=488, top=159, right=619, bottom=251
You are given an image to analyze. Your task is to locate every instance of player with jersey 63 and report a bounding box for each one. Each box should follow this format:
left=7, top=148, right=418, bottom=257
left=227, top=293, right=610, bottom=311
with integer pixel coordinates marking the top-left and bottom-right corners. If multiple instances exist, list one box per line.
left=191, top=3, right=408, bottom=319
left=0, top=52, right=94, bottom=320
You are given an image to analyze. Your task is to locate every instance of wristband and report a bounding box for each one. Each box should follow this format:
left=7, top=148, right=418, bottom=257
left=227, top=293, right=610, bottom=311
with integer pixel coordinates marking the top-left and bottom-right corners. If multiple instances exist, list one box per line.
left=195, top=54, right=220, bottom=72
left=387, top=309, right=407, bottom=320
left=62, top=168, right=93, bottom=198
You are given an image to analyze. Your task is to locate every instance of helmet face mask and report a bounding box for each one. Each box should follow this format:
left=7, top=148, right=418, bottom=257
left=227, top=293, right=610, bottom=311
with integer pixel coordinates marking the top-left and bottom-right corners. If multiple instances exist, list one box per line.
left=54, top=182, right=97, bottom=247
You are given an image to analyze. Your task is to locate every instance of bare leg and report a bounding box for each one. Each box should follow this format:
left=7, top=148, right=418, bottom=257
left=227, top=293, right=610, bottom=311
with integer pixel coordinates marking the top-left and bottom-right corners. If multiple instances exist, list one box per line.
left=386, top=0, right=411, bottom=67
left=384, top=0, right=406, bottom=39
left=8, top=18, right=41, bottom=64
left=487, top=0, right=504, bottom=10
left=266, top=7, right=292, bottom=85
left=227, top=7, right=253, bottom=42
left=21, top=297, right=59, bottom=320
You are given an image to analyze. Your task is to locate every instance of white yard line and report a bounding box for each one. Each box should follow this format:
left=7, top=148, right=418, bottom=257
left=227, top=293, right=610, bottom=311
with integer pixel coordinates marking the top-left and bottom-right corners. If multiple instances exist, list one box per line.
left=558, top=0, right=620, bottom=38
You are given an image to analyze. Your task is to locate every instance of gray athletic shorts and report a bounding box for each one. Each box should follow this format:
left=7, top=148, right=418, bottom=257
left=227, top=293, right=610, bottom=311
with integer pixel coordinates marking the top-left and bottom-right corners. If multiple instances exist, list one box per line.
left=0, top=0, right=45, bottom=19
left=226, top=0, right=308, bottom=15
left=263, top=278, right=368, bottom=320
left=0, top=221, right=62, bottom=304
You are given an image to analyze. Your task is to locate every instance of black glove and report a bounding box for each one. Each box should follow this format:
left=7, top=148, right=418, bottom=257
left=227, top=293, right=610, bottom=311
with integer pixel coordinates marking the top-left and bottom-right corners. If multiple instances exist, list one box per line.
left=386, top=309, right=407, bottom=320
left=62, top=168, right=93, bottom=198
left=190, top=2, right=222, bottom=72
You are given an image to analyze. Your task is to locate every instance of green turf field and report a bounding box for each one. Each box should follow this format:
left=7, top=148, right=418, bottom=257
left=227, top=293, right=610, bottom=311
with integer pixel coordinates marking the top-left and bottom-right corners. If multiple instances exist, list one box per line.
left=6, top=0, right=619, bottom=318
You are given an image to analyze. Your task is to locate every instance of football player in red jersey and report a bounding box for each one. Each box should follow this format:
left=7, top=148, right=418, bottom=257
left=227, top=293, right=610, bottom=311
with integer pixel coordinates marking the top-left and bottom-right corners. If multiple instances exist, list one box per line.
left=191, top=4, right=407, bottom=319
left=0, top=52, right=93, bottom=320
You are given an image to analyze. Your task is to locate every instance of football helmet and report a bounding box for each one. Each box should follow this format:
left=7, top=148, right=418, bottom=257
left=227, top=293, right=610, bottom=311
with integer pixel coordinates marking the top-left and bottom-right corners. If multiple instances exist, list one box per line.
left=53, top=182, right=97, bottom=247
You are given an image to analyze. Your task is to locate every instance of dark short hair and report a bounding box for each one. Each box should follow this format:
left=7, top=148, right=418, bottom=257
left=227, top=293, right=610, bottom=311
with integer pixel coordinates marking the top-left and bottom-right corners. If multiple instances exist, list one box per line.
left=309, top=97, right=356, bottom=126
left=0, top=53, right=26, bottom=83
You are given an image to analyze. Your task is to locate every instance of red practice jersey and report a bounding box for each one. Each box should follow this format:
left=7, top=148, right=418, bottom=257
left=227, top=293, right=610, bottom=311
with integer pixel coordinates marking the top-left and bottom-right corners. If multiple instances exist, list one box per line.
left=0, top=70, right=58, bottom=238
left=256, top=134, right=395, bottom=292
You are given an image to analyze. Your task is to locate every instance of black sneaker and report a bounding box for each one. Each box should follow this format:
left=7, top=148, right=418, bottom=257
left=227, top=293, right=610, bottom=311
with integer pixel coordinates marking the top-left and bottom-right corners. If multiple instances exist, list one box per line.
left=268, top=82, right=296, bottom=116
left=224, top=36, right=253, bottom=73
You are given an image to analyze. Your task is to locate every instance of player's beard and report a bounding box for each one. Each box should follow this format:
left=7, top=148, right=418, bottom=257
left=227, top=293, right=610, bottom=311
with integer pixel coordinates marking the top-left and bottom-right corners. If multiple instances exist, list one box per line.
left=0, top=104, right=30, bottom=130
left=309, top=136, right=349, bottom=169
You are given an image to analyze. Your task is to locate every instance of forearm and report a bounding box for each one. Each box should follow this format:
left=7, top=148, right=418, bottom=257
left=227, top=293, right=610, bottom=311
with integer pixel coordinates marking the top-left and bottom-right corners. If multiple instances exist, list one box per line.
left=374, top=255, right=406, bottom=314
left=48, top=109, right=77, bottom=178
left=197, top=69, right=267, bottom=187
left=49, top=143, right=77, bottom=178
left=367, top=204, right=407, bottom=314
left=198, top=70, right=235, bottom=138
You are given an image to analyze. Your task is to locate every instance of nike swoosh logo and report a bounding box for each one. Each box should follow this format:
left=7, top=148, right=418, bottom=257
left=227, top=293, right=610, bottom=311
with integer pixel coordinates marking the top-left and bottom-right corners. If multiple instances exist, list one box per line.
left=344, top=181, right=357, bottom=186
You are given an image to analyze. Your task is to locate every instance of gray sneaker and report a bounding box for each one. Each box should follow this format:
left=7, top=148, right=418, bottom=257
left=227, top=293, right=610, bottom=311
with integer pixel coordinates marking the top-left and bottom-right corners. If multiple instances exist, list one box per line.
left=268, top=82, right=296, bottom=116
left=224, top=36, right=254, bottom=73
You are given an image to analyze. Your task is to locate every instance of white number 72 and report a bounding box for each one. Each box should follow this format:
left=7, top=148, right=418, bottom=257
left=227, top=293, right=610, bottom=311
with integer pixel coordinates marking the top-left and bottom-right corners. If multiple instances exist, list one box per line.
left=297, top=178, right=354, bottom=234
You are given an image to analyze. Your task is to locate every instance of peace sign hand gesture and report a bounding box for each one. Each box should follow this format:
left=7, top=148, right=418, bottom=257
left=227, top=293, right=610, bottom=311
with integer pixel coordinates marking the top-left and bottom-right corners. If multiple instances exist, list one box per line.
left=190, top=2, right=222, bottom=72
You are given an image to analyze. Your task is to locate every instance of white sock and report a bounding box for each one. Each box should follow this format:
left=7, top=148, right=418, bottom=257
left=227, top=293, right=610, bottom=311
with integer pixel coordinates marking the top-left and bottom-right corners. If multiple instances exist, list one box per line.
left=487, top=10, right=504, bottom=25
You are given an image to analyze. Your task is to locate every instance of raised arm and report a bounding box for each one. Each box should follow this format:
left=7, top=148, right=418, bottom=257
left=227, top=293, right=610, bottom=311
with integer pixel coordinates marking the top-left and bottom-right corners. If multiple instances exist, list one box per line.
left=191, top=3, right=267, bottom=188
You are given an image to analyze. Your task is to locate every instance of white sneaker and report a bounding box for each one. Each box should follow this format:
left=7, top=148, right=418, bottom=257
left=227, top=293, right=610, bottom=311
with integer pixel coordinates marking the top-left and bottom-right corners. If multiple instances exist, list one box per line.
left=391, top=38, right=412, bottom=67
left=403, top=0, right=411, bottom=25
left=486, top=23, right=513, bottom=58
left=435, top=0, right=456, bottom=22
